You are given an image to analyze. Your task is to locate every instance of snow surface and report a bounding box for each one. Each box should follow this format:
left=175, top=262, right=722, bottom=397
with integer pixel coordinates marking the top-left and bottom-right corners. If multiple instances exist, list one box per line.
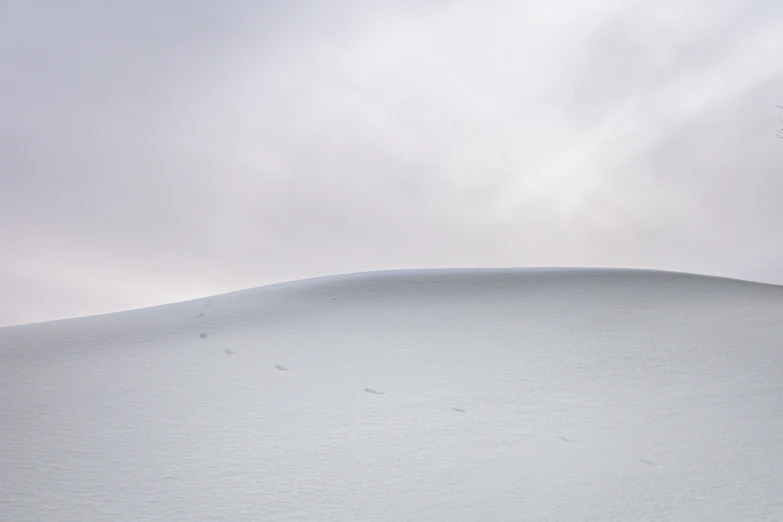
left=2, top=268, right=783, bottom=521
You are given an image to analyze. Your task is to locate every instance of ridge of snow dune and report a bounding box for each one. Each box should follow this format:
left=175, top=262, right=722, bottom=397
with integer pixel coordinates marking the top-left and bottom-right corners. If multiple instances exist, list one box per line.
left=2, top=268, right=783, bottom=521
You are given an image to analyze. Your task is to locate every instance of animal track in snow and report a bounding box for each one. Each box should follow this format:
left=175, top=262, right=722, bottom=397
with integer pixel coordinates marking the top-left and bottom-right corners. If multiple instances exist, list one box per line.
left=452, top=408, right=466, bottom=413
left=557, top=436, right=577, bottom=443
left=224, top=349, right=234, bottom=356
left=196, top=313, right=204, bottom=319
left=364, top=388, right=385, bottom=395
left=199, top=332, right=208, bottom=339
left=275, top=365, right=289, bottom=372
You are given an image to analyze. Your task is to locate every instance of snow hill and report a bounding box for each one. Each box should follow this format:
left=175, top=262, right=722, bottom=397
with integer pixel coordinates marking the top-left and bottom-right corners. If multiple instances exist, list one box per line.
left=2, top=268, right=783, bottom=521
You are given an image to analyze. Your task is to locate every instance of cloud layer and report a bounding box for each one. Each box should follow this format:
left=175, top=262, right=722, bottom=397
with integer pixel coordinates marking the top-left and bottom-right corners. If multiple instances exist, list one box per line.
left=1, top=0, right=782, bottom=325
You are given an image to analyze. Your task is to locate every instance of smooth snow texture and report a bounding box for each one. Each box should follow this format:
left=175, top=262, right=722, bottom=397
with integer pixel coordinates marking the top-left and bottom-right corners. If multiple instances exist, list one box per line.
left=2, top=268, right=783, bottom=521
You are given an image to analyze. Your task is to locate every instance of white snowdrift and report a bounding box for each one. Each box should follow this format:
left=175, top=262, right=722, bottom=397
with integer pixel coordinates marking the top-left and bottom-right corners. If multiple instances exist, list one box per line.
left=2, top=268, right=783, bottom=521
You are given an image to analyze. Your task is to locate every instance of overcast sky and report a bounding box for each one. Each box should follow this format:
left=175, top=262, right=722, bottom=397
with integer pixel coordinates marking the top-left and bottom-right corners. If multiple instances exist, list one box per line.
left=1, top=0, right=782, bottom=326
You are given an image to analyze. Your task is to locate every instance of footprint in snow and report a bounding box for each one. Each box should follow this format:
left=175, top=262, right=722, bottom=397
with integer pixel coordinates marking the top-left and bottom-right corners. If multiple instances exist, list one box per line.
left=224, top=349, right=234, bottom=356
left=557, top=436, right=577, bottom=443
left=364, top=388, right=385, bottom=395
left=275, top=365, right=289, bottom=372
left=199, top=332, right=208, bottom=339
left=196, top=313, right=204, bottom=319
left=639, top=459, right=659, bottom=467
left=452, top=408, right=466, bottom=413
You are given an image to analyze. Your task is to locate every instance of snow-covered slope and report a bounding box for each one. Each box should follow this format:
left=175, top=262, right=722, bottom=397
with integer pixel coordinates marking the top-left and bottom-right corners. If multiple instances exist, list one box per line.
left=2, top=268, right=783, bottom=521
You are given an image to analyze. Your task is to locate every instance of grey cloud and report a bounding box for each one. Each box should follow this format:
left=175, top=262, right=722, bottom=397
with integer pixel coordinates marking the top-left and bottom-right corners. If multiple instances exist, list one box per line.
left=1, top=0, right=782, bottom=326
